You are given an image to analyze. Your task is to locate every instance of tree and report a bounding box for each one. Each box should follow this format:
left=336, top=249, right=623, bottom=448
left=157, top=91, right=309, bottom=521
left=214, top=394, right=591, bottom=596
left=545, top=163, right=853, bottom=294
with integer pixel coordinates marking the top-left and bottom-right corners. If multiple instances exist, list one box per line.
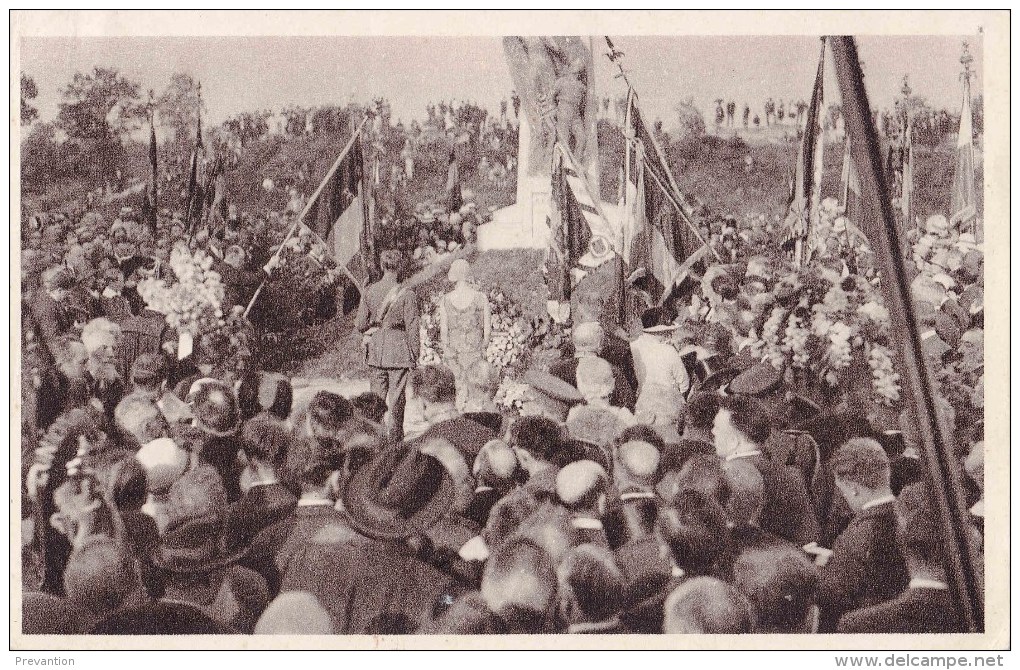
left=57, top=67, right=143, bottom=143
left=157, top=72, right=205, bottom=144
left=674, top=98, right=706, bottom=140
left=20, top=74, right=38, bottom=126
left=56, top=67, right=142, bottom=185
left=20, top=122, right=62, bottom=192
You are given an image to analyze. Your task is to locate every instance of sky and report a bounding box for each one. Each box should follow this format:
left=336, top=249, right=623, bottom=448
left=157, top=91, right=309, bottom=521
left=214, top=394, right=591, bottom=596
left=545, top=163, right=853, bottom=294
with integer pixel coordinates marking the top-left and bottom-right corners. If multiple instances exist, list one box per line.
left=20, top=35, right=982, bottom=132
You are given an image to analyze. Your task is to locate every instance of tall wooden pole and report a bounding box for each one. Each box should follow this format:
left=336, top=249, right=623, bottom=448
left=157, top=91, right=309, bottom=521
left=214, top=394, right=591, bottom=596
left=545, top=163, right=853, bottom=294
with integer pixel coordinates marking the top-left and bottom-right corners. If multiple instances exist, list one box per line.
left=829, top=35, right=983, bottom=632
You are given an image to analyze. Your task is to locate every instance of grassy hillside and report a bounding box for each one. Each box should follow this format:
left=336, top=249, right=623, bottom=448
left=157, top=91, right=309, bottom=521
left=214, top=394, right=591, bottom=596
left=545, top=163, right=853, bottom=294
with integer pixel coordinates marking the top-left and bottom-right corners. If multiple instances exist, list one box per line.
left=597, top=124, right=982, bottom=225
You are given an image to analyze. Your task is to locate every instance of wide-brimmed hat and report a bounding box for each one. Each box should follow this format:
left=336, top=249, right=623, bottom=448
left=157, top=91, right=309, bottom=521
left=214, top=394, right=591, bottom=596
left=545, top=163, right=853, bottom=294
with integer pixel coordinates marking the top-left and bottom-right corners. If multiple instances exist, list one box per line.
left=728, top=361, right=784, bottom=397
left=341, top=443, right=455, bottom=541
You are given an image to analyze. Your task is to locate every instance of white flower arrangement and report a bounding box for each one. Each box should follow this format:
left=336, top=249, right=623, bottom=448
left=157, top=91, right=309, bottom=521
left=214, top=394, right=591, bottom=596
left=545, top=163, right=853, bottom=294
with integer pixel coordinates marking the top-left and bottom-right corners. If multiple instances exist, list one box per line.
left=137, top=247, right=225, bottom=337
left=744, top=262, right=902, bottom=407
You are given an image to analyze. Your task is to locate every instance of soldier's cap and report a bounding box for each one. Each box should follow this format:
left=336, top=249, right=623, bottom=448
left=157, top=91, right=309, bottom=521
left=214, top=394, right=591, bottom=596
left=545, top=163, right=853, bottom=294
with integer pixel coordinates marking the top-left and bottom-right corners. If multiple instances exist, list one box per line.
left=523, top=369, right=584, bottom=405
left=727, top=361, right=784, bottom=397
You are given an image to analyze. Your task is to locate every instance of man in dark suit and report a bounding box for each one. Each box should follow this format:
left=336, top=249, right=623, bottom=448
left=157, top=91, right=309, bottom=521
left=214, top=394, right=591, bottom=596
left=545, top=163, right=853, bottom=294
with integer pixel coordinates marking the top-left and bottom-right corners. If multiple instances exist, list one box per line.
left=421, top=537, right=559, bottom=634
left=410, top=364, right=494, bottom=465
left=661, top=391, right=719, bottom=473
left=555, top=460, right=612, bottom=549
left=717, top=458, right=788, bottom=579
left=355, top=249, right=420, bottom=442
left=227, top=414, right=298, bottom=587
left=713, top=395, right=820, bottom=547
left=285, top=443, right=459, bottom=633
left=217, top=245, right=272, bottom=310
left=818, top=437, right=908, bottom=631
left=620, top=490, right=730, bottom=633
left=838, top=482, right=963, bottom=633
left=551, top=322, right=635, bottom=411
left=463, top=439, right=519, bottom=527
left=34, top=266, right=77, bottom=346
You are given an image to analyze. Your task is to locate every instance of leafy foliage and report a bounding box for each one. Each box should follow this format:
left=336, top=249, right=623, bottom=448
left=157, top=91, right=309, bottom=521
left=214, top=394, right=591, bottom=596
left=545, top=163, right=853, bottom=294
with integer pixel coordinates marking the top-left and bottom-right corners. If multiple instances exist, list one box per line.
left=20, top=74, right=38, bottom=125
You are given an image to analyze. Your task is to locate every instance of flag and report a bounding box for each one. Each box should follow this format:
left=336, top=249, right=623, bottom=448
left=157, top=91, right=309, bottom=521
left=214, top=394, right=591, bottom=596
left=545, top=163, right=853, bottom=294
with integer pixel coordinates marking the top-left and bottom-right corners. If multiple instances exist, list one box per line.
left=445, top=148, right=462, bottom=212
left=545, top=143, right=616, bottom=302
left=950, top=75, right=977, bottom=231
left=209, top=160, right=227, bottom=224
left=141, top=118, right=158, bottom=233
left=783, top=39, right=826, bottom=263
left=840, top=135, right=863, bottom=224
left=621, top=89, right=706, bottom=305
left=184, top=109, right=206, bottom=232
left=304, top=135, right=372, bottom=288
left=900, top=115, right=914, bottom=231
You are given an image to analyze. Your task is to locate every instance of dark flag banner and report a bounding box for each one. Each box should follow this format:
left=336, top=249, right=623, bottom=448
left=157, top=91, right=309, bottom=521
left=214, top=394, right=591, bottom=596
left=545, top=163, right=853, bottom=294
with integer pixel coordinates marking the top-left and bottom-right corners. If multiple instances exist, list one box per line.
left=950, top=73, right=978, bottom=232
left=782, top=39, right=827, bottom=263
left=546, top=143, right=616, bottom=305
left=184, top=110, right=206, bottom=233
left=621, top=90, right=707, bottom=307
left=446, top=148, right=462, bottom=213
left=141, top=119, right=158, bottom=234
left=304, top=134, right=372, bottom=288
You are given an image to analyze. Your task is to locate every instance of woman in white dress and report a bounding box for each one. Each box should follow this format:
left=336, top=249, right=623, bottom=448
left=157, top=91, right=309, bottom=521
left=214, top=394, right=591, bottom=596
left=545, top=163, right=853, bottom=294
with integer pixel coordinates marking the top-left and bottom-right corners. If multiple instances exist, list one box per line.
left=439, top=259, right=492, bottom=409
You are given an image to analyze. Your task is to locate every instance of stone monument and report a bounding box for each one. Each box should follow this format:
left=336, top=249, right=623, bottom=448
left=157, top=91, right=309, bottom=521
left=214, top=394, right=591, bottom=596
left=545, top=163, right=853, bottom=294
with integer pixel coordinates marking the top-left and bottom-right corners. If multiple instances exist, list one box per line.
left=477, top=36, right=601, bottom=251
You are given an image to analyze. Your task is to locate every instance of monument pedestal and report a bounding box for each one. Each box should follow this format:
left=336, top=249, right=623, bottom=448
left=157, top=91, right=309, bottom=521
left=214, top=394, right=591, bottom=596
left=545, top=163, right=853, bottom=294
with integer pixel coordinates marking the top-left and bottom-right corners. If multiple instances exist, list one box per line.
left=476, top=115, right=551, bottom=251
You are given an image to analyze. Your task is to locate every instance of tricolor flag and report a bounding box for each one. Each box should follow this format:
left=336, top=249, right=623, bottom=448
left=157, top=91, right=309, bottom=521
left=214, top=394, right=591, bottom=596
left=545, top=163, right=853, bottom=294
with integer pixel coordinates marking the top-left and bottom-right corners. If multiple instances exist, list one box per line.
left=783, top=39, right=827, bottom=265
left=950, top=74, right=977, bottom=232
left=621, top=89, right=710, bottom=305
left=546, top=143, right=616, bottom=302
left=303, top=131, right=373, bottom=288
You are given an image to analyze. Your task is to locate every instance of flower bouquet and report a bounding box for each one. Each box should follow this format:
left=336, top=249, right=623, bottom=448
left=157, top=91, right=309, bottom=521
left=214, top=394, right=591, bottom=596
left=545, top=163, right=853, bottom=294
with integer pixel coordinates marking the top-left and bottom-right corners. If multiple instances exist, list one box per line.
left=494, top=378, right=532, bottom=416
left=138, top=246, right=224, bottom=337
left=747, top=265, right=901, bottom=407
left=138, top=246, right=255, bottom=375
left=261, top=227, right=344, bottom=332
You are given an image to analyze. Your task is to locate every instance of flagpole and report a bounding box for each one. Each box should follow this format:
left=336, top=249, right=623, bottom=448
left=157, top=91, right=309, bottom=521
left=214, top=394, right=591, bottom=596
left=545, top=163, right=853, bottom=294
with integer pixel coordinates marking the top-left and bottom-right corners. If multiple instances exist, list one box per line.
left=830, top=35, right=983, bottom=632
left=243, top=116, right=369, bottom=319
left=633, top=90, right=720, bottom=263
left=618, top=87, right=634, bottom=327
left=606, top=35, right=719, bottom=263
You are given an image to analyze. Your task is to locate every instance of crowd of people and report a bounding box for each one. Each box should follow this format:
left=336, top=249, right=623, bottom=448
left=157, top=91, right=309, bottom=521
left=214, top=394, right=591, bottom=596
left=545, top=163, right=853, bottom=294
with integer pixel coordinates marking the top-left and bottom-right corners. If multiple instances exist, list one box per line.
left=714, top=98, right=811, bottom=131
left=20, top=195, right=983, bottom=634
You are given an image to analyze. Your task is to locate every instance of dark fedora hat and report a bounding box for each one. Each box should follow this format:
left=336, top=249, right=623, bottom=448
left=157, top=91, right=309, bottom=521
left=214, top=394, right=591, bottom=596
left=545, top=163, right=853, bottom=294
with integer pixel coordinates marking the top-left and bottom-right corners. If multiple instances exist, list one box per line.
left=341, top=442, right=455, bottom=541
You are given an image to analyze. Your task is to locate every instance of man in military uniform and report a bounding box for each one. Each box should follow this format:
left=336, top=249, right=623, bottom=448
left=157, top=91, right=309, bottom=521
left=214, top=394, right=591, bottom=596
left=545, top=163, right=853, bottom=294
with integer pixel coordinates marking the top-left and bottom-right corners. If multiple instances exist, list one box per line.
left=355, top=250, right=420, bottom=441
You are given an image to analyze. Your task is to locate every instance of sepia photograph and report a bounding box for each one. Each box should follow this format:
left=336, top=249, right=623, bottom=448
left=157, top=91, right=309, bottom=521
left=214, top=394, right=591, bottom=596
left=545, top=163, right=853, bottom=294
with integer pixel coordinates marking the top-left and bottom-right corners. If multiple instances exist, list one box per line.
left=9, top=9, right=1009, bottom=653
